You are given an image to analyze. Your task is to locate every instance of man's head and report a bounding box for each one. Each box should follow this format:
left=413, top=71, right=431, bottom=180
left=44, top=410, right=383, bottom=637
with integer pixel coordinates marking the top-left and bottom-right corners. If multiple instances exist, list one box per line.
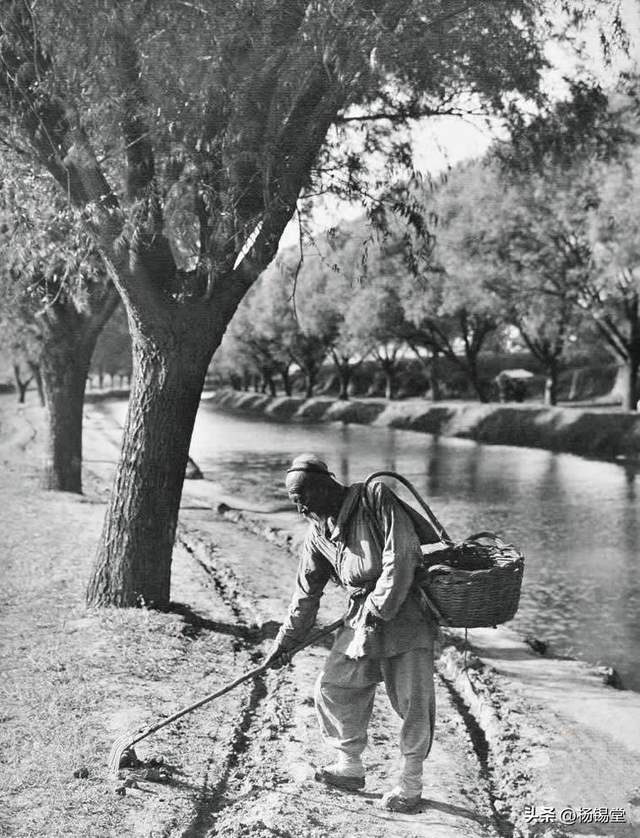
left=285, top=453, right=344, bottom=523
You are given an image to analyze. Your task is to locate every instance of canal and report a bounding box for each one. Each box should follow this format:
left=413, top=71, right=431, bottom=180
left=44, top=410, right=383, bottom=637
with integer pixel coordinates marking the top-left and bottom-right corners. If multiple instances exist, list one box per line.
left=101, top=397, right=640, bottom=690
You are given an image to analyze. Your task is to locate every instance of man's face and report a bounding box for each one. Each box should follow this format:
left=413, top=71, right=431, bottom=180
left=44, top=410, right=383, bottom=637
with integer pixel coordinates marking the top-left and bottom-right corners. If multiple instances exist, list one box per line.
left=286, top=476, right=331, bottom=523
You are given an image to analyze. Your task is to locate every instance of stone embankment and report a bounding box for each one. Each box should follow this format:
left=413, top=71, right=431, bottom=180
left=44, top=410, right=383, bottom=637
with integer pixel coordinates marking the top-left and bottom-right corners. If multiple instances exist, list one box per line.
left=212, top=390, right=640, bottom=462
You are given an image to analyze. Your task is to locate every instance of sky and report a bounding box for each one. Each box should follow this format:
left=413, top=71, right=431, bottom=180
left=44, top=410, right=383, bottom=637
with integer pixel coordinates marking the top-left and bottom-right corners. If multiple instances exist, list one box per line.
left=412, top=0, right=640, bottom=176
left=278, top=0, right=640, bottom=248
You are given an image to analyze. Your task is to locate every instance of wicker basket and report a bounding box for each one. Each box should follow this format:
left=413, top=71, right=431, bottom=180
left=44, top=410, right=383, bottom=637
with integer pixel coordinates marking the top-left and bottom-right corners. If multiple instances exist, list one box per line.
left=416, top=533, right=525, bottom=628
left=362, top=472, right=525, bottom=629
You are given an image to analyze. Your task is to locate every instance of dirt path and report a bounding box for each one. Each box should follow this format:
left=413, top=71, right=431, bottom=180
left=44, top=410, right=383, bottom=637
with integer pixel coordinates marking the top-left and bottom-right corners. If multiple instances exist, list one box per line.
left=163, top=523, right=501, bottom=838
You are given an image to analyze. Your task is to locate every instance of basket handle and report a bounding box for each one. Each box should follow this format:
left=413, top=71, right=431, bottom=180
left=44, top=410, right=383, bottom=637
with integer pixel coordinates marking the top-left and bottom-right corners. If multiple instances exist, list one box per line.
left=363, top=470, right=453, bottom=544
left=465, top=531, right=506, bottom=548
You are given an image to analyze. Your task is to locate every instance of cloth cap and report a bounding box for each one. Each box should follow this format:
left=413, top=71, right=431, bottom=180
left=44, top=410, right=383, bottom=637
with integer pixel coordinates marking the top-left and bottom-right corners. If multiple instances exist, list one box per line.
left=286, top=453, right=334, bottom=478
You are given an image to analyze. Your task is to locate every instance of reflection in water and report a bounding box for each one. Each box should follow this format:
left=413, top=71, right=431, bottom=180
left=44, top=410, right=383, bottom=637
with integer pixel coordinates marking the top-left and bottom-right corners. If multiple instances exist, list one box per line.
left=623, top=464, right=636, bottom=501
left=337, top=445, right=350, bottom=486
left=186, top=404, right=640, bottom=691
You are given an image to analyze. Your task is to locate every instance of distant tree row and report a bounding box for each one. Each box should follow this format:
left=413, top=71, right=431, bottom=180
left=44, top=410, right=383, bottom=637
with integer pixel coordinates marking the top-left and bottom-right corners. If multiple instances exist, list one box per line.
left=213, top=88, right=640, bottom=409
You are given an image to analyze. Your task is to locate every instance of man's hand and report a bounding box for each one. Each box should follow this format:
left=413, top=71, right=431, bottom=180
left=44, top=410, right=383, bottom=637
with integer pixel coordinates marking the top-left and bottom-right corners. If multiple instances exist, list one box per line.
left=264, top=643, right=294, bottom=670
left=363, top=597, right=383, bottom=628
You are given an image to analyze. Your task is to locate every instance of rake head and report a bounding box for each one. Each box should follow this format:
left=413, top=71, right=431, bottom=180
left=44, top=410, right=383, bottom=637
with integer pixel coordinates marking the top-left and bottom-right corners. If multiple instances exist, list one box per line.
left=105, top=616, right=345, bottom=779
left=108, top=733, right=140, bottom=777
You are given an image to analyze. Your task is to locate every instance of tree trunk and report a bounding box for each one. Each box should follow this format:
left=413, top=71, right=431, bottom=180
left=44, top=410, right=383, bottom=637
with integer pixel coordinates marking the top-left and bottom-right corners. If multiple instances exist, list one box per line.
left=338, top=366, right=351, bottom=400
left=408, top=344, right=441, bottom=401
left=305, top=368, right=317, bottom=399
left=428, top=354, right=441, bottom=401
left=39, top=326, right=95, bottom=493
left=36, top=278, right=119, bottom=492
left=28, top=361, right=46, bottom=406
left=466, top=358, right=488, bottom=403
left=263, top=372, right=277, bottom=397
left=382, top=360, right=395, bottom=401
left=337, top=362, right=351, bottom=400
left=13, top=364, right=31, bottom=403
left=568, top=368, right=581, bottom=402
left=281, top=367, right=292, bottom=396
left=543, top=360, right=559, bottom=406
left=86, top=323, right=212, bottom=608
left=330, top=350, right=353, bottom=401
left=620, top=359, right=639, bottom=412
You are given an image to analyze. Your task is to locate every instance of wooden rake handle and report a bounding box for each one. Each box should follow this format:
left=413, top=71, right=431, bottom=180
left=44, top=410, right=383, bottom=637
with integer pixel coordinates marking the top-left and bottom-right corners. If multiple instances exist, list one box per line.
left=121, top=616, right=344, bottom=748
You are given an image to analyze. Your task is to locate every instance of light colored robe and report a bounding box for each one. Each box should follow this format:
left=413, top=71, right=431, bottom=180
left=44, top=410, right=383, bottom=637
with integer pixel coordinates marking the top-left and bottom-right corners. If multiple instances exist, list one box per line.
left=275, top=480, right=437, bottom=658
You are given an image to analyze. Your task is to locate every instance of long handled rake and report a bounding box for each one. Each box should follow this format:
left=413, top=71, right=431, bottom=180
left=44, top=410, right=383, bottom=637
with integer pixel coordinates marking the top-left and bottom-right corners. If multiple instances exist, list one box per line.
left=108, top=616, right=344, bottom=776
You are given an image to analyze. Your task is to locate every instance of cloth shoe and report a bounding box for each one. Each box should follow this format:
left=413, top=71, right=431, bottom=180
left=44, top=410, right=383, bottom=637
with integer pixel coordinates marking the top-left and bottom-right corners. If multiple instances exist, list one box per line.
left=378, top=786, right=422, bottom=813
left=315, top=762, right=365, bottom=791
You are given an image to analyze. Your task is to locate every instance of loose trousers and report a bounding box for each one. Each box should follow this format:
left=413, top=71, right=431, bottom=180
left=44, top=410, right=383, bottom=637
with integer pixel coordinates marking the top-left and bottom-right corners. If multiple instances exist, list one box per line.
left=314, top=644, right=436, bottom=796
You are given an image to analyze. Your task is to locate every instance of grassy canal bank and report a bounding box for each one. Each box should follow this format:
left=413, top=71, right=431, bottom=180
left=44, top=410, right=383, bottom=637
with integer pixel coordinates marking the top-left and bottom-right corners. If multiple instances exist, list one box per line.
left=211, top=390, right=640, bottom=462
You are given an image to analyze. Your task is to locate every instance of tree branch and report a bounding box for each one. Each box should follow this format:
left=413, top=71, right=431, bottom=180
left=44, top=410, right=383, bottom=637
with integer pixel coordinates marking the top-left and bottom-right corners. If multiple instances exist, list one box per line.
left=111, top=11, right=156, bottom=205
left=334, top=104, right=456, bottom=124
left=423, top=1, right=479, bottom=28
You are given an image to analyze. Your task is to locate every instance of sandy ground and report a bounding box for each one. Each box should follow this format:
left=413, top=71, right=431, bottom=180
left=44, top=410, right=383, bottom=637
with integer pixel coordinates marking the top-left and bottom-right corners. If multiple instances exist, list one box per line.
left=2, top=393, right=639, bottom=838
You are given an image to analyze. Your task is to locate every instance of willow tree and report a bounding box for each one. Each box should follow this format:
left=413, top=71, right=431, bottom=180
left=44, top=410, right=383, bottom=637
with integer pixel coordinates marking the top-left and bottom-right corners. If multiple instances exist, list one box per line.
left=588, top=145, right=640, bottom=411
left=0, top=155, right=119, bottom=491
left=422, top=158, right=583, bottom=406
left=0, top=0, right=620, bottom=607
left=399, top=167, right=502, bottom=406
left=496, top=80, right=638, bottom=408
left=222, top=269, right=299, bottom=397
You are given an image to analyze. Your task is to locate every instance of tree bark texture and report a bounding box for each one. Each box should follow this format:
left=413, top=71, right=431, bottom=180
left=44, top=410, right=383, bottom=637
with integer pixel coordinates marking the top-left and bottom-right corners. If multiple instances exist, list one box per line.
left=337, top=365, right=351, bottom=400
left=543, top=359, right=559, bottom=406
left=40, top=322, right=96, bottom=493
left=36, top=279, right=120, bottom=493
left=304, top=370, right=317, bottom=399
left=86, top=316, right=214, bottom=607
left=381, top=359, right=396, bottom=401
left=330, top=351, right=354, bottom=401
left=428, top=355, right=442, bottom=402
left=29, top=362, right=46, bottom=407
left=281, top=368, right=292, bottom=396
left=621, top=360, right=639, bottom=412
left=13, top=363, right=31, bottom=404
left=467, top=362, right=489, bottom=403
left=263, top=372, right=277, bottom=397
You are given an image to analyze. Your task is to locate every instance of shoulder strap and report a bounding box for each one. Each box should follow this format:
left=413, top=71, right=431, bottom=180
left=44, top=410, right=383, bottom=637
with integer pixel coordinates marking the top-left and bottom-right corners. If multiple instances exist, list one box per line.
left=362, top=471, right=452, bottom=546
left=359, top=473, right=449, bottom=626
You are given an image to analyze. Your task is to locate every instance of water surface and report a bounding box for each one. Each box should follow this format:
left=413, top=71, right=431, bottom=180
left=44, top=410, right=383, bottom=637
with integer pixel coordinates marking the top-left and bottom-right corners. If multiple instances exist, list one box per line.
left=102, top=398, right=640, bottom=690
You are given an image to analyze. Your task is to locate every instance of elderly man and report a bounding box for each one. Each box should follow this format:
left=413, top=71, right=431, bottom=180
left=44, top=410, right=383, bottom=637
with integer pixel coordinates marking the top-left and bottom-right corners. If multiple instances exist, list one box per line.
left=266, top=453, right=439, bottom=813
